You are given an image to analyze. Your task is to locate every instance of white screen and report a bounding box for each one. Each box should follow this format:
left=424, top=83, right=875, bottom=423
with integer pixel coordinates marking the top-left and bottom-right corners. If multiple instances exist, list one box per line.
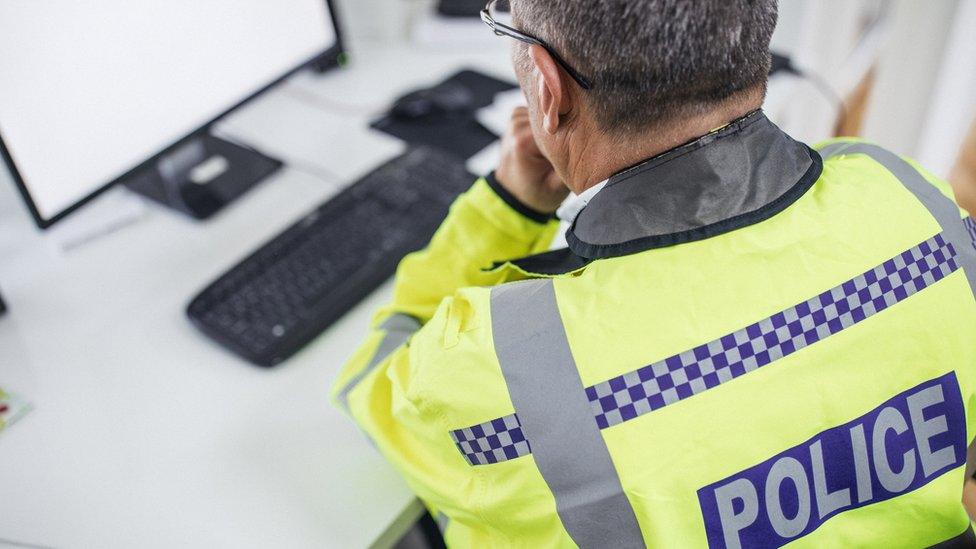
left=0, top=0, right=337, bottom=223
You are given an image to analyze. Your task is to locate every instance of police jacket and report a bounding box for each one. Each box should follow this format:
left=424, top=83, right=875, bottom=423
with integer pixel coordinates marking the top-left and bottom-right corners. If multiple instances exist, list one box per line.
left=332, top=110, right=976, bottom=548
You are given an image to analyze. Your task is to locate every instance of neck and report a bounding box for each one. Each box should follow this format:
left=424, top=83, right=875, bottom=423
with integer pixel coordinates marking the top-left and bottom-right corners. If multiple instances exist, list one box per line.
left=563, top=92, right=764, bottom=195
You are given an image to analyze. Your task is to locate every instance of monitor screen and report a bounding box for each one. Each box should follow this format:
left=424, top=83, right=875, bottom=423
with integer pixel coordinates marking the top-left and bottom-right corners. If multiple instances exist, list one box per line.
left=0, top=0, right=340, bottom=227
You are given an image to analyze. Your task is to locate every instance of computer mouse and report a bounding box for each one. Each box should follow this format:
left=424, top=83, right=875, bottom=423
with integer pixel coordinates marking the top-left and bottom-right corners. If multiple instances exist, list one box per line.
left=390, top=82, right=476, bottom=120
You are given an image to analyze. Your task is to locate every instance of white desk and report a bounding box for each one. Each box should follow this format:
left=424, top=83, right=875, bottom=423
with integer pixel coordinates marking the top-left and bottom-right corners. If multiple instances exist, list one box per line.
left=0, top=41, right=512, bottom=549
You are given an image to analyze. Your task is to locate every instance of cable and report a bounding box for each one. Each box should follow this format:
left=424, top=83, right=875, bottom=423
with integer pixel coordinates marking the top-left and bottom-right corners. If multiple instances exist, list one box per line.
left=0, top=537, right=55, bottom=549
left=280, top=82, right=386, bottom=118
left=775, top=55, right=849, bottom=125
left=803, top=70, right=850, bottom=126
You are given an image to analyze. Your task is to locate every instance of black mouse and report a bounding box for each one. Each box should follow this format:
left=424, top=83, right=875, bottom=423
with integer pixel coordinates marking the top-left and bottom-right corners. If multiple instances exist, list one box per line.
left=391, top=81, right=476, bottom=120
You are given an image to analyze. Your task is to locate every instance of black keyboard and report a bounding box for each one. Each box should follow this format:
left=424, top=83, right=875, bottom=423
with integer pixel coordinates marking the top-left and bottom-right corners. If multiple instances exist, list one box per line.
left=187, top=147, right=475, bottom=366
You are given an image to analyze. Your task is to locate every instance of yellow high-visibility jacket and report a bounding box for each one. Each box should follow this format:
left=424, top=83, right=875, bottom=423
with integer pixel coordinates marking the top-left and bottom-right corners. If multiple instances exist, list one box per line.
left=332, top=111, right=976, bottom=548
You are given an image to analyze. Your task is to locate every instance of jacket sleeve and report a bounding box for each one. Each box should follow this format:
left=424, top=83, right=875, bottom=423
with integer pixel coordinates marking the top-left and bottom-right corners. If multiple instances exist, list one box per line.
left=329, top=176, right=560, bottom=533
left=333, top=175, right=559, bottom=407
left=374, top=173, right=561, bottom=325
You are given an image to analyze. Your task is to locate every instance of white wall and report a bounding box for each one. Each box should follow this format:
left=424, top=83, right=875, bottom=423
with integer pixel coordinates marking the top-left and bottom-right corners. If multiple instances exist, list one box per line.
left=766, top=0, right=887, bottom=144
left=915, top=0, right=976, bottom=177
left=336, top=0, right=976, bottom=168
left=862, top=0, right=960, bottom=157
left=334, top=0, right=432, bottom=45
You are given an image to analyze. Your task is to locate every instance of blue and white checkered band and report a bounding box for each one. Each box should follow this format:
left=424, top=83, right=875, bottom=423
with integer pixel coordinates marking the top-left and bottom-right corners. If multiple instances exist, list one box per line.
left=451, top=233, right=960, bottom=465
left=450, top=413, right=531, bottom=466
left=965, top=217, right=976, bottom=250
left=588, top=233, right=958, bottom=429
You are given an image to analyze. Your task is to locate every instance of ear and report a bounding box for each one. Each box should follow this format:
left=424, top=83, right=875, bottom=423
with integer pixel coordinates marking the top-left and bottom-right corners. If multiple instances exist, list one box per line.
left=528, top=45, right=572, bottom=135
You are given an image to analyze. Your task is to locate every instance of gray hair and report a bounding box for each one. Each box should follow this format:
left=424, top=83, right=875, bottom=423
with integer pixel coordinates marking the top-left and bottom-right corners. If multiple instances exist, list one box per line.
left=512, top=0, right=778, bottom=133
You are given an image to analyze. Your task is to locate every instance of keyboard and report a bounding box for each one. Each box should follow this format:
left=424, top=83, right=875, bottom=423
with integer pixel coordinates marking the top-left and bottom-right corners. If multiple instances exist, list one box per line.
left=187, top=147, right=475, bottom=366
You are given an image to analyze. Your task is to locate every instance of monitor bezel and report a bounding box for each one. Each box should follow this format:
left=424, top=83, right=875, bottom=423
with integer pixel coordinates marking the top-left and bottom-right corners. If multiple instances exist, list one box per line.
left=0, top=0, right=345, bottom=229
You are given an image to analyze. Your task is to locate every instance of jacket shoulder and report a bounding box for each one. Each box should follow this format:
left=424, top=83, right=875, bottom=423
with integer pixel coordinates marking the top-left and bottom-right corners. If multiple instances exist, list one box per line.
left=407, top=286, right=517, bottom=429
left=814, top=138, right=960, bottom=206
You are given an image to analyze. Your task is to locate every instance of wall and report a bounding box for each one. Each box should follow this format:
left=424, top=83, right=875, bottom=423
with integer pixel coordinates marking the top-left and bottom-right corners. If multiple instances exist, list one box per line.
left=862, top=0, right=960, bottom=157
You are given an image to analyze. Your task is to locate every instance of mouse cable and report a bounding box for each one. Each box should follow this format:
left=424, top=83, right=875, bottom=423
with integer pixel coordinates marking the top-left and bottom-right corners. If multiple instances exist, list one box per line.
left=281, top=82, right=387, bottom=118
left=776, top=58, right=850, bottom=126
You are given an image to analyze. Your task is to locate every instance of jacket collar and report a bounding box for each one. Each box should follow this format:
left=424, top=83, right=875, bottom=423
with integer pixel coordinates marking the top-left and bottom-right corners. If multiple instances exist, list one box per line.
left=503, top=110, right=822, bottom=274
left=566, top=110, right=821, bottom=260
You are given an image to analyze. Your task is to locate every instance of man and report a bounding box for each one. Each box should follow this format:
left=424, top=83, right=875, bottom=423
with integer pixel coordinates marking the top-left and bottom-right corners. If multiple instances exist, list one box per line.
left=333, top=0, right=976, bottom=546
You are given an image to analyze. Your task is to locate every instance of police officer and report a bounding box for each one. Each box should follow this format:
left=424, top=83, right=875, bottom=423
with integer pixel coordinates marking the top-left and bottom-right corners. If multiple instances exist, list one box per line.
left=333, top=0, right=976, bottom=546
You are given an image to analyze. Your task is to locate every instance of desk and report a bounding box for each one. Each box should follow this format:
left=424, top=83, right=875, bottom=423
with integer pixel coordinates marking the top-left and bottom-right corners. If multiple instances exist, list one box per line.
left=0, top=42, right=512, bottom=548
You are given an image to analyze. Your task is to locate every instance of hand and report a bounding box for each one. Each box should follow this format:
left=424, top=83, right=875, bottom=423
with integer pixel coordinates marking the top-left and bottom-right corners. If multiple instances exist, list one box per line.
left=965, top=478, right=976, bottom=522
left=495, top=107, right=570, bottom=214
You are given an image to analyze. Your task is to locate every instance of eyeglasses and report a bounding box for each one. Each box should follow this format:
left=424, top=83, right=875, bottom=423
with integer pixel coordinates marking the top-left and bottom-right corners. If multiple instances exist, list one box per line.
left=480, top=0, right=593, bottom=90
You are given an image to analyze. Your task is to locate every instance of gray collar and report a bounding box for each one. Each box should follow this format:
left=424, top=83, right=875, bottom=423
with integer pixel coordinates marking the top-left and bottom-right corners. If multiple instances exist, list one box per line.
left=566, top=110, right=822, bottom=260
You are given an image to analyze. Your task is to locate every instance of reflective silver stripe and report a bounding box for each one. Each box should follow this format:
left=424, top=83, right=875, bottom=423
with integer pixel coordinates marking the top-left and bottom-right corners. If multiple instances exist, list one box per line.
left=490, top=279, right=645, bottom=549
left=435, top=511, right=449, bottom=535
left=820, top=142, right=976, bottom=298
left=337, top=313, right=420, bottom=412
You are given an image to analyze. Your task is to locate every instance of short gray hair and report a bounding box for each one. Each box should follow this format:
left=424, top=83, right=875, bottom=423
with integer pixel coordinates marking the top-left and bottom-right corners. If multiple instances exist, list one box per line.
left=512, top=0, right=778, bottom=133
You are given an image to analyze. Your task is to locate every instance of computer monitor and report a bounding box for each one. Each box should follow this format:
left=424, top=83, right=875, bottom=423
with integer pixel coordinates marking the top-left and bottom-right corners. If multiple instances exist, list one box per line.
left=0, top=1, right=344, bottom=228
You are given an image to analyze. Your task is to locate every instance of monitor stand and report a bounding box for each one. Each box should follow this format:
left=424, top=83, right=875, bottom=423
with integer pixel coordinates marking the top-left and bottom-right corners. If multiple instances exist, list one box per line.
left=123, top=132, right=282, bottom=220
